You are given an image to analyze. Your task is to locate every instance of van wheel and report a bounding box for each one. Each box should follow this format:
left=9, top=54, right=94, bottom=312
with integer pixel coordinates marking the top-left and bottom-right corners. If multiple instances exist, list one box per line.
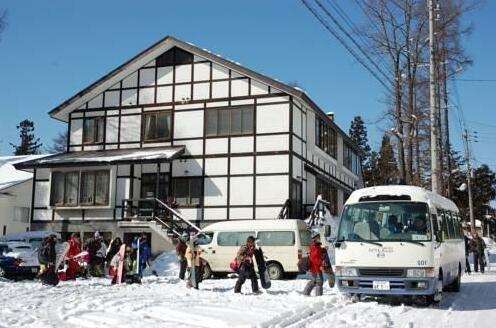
left=202, top=262, right=212, bottom=280
left=430, top=272, right=443, bottom=304
left=446, top=266, right=461, bottom=292
left=266, top=263, right=284, bottom=280
left=0, top=267, right=5, bottom=278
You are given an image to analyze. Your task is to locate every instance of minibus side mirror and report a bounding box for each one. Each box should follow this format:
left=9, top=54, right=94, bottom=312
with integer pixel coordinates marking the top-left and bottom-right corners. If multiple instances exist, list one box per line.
left=324, top=226, right=332, bottom=238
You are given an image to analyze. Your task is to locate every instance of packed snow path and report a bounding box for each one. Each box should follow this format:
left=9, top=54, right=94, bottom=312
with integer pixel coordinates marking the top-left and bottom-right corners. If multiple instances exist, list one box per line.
left=1, top=254, right=495, bottom=328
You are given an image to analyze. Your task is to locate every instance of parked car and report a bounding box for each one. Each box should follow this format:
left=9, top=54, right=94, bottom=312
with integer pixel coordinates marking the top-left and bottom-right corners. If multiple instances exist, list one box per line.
left=0, top=242, right=39, bottom=278
left=199, top=219, right=311, bottom=280
left=0, top=231, right=61, bottom=250
left=0, top=254, right=38, bottom=280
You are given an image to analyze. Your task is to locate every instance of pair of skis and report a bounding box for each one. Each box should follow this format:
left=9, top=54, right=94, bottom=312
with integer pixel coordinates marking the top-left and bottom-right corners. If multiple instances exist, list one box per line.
left=116, top=238, right=141, bottom=284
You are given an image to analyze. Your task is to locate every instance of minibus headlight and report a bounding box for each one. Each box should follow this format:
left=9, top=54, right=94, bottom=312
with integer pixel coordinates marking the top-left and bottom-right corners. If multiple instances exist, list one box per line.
left=336, top=266, right=358, bottom=277
left=407, top=268, right=435, bottom=278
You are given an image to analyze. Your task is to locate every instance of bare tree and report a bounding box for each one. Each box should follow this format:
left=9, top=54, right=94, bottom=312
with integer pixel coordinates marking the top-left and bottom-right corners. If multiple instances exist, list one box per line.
left=46, top=131, right=68, bottom=154
left=0, top=10, right=6, bottom=40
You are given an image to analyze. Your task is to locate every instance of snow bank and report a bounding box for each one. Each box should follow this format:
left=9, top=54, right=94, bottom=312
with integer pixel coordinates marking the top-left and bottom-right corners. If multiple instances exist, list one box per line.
left=143, top=251, right=179, bottom=277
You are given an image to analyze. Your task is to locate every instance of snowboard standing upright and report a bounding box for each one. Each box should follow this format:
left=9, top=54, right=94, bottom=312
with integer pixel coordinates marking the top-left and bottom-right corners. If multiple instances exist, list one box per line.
left=188, top=232, right=197, bottom=289
left=116, top=244, right=126, bottom=284
left=254, top=247, right=271, bottom=289
left=55, top=242, right=70, bottom=271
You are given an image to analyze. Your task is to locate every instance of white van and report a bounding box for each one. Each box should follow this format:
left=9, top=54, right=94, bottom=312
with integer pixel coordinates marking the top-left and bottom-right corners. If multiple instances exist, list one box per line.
left=198, top=219, right=311, bottom=280
left=0, top=231, right=61, bottom=250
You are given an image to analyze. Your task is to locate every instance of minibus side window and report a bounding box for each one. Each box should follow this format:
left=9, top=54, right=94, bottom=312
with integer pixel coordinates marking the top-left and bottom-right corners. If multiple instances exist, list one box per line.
left=446, top=211, right=456, bottom=239
left=217, top=231, right=255, bottom=246
left=438, top=209, right=449, bottom=241
left=431, top=214, right=440, bottom=239
left=257, top=231, right=295, bottom=246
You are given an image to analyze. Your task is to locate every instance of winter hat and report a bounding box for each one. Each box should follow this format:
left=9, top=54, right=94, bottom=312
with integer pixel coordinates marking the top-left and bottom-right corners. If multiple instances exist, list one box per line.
left=246, top=236, right=256, bottom=242
left=94, top=231, right=101, bottom=239
left=180, top=232, right=189, bottom=242
left=311, top=231, right=320, bottom=239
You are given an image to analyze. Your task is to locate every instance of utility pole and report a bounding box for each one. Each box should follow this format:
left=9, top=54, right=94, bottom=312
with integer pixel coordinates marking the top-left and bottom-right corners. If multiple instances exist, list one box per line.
left=429, top=0, right=440, bottom=193
left=463, top=129, right=475, bottom=233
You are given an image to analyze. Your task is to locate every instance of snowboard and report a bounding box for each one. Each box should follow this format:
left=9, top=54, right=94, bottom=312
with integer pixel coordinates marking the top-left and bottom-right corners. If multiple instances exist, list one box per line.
left=39, top=265, right=59, bottom=286
left=116, top=244, right=126, bottom=284
left=188, top=232, right=197, bottom=289
left=136, top=238, right=140, bottom=275
left=55, top=242, right=70, bottom=271
left=254, top=247, right=271, bottom=289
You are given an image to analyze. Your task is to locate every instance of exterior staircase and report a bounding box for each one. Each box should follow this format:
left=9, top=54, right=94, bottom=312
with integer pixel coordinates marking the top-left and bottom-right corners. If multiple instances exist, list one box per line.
left=118, top=197, right=201, bottom=245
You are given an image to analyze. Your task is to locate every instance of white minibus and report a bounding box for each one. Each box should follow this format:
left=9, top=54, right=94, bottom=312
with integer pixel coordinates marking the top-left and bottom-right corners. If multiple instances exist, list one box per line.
left=198, top=219, right=311, bottom=279
left=334, top=185, right=465, bottom=303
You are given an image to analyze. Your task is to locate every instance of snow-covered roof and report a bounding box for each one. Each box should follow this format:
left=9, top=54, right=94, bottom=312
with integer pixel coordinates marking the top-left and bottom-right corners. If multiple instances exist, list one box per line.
left=346, top=185, right=459, bottom=212
left=14, top=147, right=185, bottom=169
left=0, top=155, right=49, bottom=192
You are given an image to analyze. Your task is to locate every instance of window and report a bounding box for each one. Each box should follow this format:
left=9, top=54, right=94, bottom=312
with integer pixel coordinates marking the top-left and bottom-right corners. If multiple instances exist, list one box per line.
left=205, top=106, right=254, bottom=136
left=83, top=117, right=104, bottom=144
left=50, top=170, right=110, bottom=207
left=156, top=47, right=193, bottom=67
left=316, top=178, right=338, bottom=215
left=217, top=231, right=255, bottom=246
left=257, top=231, right=295, bottom=246
left=141, top=173, right=169, bottom=200
left=315, top=117, right=337, bottom=158
left=438, top=209, right=450, bottom=240
left=143, top=111, right=172, bottom=142
left=343, top=142, right=360, bottom=175
left=174, top=178, right=201, bottom=206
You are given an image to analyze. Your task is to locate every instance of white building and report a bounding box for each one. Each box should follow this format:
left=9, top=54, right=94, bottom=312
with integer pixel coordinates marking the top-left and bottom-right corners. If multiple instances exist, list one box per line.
left=16, top=36, right=364, bottom=249
left=0, top=156, right=48, bottom=236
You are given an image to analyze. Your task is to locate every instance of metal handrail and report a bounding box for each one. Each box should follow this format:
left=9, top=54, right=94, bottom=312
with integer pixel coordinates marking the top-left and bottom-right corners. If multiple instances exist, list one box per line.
left=121, top=197, right=201, bottom=233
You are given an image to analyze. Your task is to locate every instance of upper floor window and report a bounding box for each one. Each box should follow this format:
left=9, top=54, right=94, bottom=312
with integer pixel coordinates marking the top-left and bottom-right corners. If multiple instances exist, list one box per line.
left=50, top=170, right=110, bottom=207
left=315, top=117, right=337, bottom=158
left=206, top=106, right=254, bottom=137
left=174, top=178, right=201, bottom=206
left=316, top=178, right=338, bottom=215
left=143, top=111, right=172, bottom=142
left=83, top=117, right=104, bottom=144
left=343, top=142, right=360, bottom=175
left=156, top=47, right=193, bottom=67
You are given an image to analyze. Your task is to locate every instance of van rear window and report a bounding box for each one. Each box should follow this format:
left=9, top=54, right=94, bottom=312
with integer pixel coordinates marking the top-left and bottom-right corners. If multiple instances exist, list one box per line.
left=217, top=232, right=255, bottom=246
left=299, top=230, right=312, bottom=246
left=257, top=231, right=295, bottom=246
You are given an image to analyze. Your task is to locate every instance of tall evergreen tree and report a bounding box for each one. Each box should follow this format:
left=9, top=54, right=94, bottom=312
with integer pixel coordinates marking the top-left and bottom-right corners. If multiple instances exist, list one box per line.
left=376, top=134, right=399, bottom=185
left=349, top=116, right=373, bottom=185
left=10, top=119, right=43, bottom=155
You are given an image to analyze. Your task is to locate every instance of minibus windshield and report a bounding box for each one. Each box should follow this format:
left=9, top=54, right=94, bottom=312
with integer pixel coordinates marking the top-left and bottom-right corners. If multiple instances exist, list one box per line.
left=337, top=202, right=431, bottom=242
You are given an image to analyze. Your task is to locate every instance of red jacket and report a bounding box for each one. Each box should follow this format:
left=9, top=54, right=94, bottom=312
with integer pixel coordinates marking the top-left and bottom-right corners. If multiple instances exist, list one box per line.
left=309, top=242, right=325, bottom=273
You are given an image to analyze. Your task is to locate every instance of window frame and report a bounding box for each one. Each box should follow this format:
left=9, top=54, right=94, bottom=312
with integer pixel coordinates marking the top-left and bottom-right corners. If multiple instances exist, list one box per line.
left=173, top=177, right=202, bottom=207
left=50, top=170, right=111, bottom=208
left=142, top=110, right=172, bottom=143
left=205, top=106, right=254, bottom=137
left=316, top=178, right=338, bottom=215
left=315, top=117, right=337, bottom=158
left=82, top=117, right=105, bottom=145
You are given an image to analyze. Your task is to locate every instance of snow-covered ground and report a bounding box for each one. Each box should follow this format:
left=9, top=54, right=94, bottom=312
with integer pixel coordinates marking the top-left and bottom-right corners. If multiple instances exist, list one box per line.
left=1, top=253, right=496, bottom=328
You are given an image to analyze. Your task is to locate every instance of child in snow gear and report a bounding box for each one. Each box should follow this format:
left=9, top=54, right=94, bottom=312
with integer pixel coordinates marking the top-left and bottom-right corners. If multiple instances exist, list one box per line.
left=85, top=231, right=105, bottom=277
left=176, top=232, right=188, bottom=280
left=132, top=234, right=151, bottom=277
left=185, top=239, right=203, bottom=289
left=38, top=234, right=59, bottom=286
left=470, top=232, right=487, bottom=273
left=303, top=233, right=326, bottom=296
left=66, top=233, right=81, bottom=280
left=234, top=236, right=260, bottom=294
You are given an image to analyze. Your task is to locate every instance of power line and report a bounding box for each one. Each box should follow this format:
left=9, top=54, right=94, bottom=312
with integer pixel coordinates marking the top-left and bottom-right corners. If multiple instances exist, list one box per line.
left=300, top=0, right=393, bottom=93
left=456, top=79, right=496, bottom=82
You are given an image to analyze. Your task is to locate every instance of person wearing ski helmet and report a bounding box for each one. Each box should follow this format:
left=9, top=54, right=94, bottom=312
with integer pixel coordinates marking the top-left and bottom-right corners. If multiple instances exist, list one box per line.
left=66, top=233, right=81, bottom=280
left=302, top=232, right=326, bottom=296
left=176, top=232, right=189, bottom=280
left=234, top=236, right=260, bottom=294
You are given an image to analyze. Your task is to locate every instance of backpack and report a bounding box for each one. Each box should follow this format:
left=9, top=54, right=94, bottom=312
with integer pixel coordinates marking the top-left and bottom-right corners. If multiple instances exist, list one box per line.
left=297, top=256, right=310, bottom=273
left=38, top=240, right=50, bottom=265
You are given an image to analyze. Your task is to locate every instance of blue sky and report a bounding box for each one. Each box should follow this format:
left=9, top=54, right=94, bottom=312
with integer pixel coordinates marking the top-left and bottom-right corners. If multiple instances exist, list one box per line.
left=0, top=0, right=494, bottom=171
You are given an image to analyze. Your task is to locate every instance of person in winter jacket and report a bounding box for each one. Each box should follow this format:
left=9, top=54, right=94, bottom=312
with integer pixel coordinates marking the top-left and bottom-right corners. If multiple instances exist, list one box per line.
left=303, top=233, right=326, bottom=296
left=38, top=234, right=59, bottom=286
left=176, top=232, right=188, bottom=280
left=234, top=236, right=260, bottom=294
left=464, top=233, right=472, bottom=274
left=105, top=237, right=123, bottom=266
left=85, top=231, right=104, bottom=277
left=185, top=239, right=203, bottom=289
left=131, top=233, right=151, bottom=277
left=66, top=233, right=81, bottom=280
left=470, top=232, right=487, bottom=273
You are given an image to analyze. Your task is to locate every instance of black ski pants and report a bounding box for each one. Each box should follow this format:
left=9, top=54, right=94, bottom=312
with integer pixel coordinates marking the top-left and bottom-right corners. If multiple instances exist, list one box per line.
left=179, top=257, right=187, bottom=280
left=465, top=255, right=471, bottom=273
left=303, top=272, right=323, bottom=296
left=234, top=263, right=259, bottom=293
left=473, top=252, right=485, bottom=273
